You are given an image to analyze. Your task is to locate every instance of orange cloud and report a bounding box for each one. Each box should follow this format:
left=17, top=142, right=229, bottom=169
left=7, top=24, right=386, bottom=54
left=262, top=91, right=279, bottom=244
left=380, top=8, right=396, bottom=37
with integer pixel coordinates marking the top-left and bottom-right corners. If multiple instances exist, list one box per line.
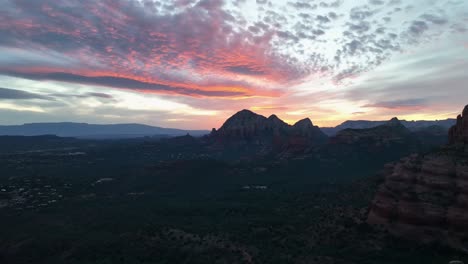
left=0, top=0, right=304, bottom=99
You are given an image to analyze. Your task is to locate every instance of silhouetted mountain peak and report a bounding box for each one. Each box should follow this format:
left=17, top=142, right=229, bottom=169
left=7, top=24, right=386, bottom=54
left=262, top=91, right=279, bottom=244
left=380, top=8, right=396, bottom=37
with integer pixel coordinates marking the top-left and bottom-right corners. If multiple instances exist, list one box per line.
left=233, top=109, right=258, bottom=118
left=268, top=114, right=289, bottom=128
left=289, top=118, right=327, bottom=142
left=293, top=118, right=313, bottom=128
left=220, top=109, right=266, bottom=127
left=387, top=117, right=401, bottom=126
left=212, top=110, right=327, bottom=145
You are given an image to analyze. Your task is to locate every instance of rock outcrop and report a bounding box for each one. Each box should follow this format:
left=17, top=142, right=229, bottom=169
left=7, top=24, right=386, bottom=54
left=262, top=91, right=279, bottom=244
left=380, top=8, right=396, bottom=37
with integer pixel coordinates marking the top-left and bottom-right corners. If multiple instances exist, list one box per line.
left=449, top=105, right=468, bottom=145
left=210, top=109, right=327, bottom=145
left=211, top=110, right=289, bottom=139
left=368, top=105, right=468, bottom=251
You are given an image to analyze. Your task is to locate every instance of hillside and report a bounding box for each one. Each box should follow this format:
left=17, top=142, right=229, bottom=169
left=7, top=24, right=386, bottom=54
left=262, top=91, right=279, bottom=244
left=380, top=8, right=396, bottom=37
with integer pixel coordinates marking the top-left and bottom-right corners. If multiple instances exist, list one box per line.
left=322, top=118, right=456, bottom=136
left=0, top=122, right=209, bottom=139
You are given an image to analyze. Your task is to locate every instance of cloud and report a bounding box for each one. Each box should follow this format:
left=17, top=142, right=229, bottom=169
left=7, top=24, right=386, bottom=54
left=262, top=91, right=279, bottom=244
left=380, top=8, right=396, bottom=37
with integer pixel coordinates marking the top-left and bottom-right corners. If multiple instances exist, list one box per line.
left=288, top=2, right=314, bottom=9
left=0, top=0, right=465, bottom=129
left=0, top=87, right=50, bottom=100
left=364, top=98, right=427, bottom=110
left=316, top=15, right=331, bottom=23
left=369, top=0, right=385, bottom=5
left=3, top=70, right=252, bottom=98
left=0, top=0, right=461, bottom=94
left=52, top=92, right=115, bottom=100
left=0, top=0, right=304, bottom=99
left=349, top=6, right=375, bottom=21
left=86, top=92, right=114, bottom=99
left=421, top=13, right=448, bottom=25
left=408, top=20, right=429, bottom=36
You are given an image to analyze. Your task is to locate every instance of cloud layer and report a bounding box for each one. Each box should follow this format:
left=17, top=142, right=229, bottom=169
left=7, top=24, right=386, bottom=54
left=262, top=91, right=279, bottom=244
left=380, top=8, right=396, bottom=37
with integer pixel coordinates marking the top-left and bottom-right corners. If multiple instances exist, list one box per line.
left=0, top=0, right=466, bottom=128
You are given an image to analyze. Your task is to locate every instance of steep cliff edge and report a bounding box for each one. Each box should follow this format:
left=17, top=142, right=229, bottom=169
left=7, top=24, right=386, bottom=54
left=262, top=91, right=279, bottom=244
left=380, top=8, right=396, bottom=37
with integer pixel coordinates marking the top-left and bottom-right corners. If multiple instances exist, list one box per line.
left=449, top=105, right=468, bottom=145
left=368, top=105, right=468, bottom=251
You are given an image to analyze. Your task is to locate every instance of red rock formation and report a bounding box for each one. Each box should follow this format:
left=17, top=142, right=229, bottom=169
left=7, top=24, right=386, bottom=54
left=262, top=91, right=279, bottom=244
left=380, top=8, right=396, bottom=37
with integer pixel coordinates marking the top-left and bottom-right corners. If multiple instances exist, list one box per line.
left=212, top=110, right=289, bottom=139
left=368, top=105, right=468, bottom=251
left=449, top=105, right=468, bottom=145
left=210, top=109, right=327, bottom=144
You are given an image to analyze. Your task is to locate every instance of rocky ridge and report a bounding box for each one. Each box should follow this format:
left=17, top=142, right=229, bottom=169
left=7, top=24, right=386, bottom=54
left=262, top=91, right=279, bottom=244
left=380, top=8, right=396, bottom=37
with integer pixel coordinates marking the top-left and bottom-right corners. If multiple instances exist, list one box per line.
left=368, top=105, right=468, bottom=251
left=449, top=105, right=468, bottom=145
left=322, top=118, right=456, bottom=136
left=331, top=117, right=411, bottom=145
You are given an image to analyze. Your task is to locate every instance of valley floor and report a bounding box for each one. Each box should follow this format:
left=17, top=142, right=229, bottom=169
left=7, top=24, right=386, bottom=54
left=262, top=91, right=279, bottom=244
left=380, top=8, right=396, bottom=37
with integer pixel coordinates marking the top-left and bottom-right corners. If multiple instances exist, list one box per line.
left=0, top=139, right=465, bottom=264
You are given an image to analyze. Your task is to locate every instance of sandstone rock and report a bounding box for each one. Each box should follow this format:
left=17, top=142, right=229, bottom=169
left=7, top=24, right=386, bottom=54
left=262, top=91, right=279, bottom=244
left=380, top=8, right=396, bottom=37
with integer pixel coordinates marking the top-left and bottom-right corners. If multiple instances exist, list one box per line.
left=449, top=105, right=468, bottom=145
left=368, top=105, right=468, bottom=251
left=210, top=109, right=327, bottom=149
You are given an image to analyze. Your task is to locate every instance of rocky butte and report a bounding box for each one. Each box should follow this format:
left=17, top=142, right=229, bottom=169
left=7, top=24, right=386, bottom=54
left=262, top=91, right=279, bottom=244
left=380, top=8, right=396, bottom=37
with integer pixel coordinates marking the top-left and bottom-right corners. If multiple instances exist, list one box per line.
left=367, top=104, right=468, bottom=251
left=209, top=109, right=327, bottom=148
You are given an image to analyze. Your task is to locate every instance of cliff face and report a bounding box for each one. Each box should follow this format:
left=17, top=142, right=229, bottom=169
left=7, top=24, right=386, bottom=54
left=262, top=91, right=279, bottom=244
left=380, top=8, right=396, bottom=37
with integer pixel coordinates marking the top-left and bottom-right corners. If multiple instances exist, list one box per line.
left=449, top=105, right=468, bottom=145
left=368, top=105, right=468, bottom=250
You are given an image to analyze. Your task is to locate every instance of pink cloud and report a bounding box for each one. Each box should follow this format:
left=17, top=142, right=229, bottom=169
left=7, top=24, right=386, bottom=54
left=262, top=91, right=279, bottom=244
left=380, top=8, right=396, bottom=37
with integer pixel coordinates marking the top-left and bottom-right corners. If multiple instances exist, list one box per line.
left=0, top=0, right=306, bottom=99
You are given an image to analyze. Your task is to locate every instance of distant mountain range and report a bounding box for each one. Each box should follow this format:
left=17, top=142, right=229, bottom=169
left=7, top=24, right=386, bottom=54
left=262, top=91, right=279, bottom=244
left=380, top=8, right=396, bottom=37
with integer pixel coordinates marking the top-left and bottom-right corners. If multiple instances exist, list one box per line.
left=331, top=117, right=412, bottom=144
left=321, top=118, right=456, bottom=136
left=0, top=116, right=456, bottom=139
left=199, top=110, right=454, bottom=160
left=0, top=122, right=209, bottom=139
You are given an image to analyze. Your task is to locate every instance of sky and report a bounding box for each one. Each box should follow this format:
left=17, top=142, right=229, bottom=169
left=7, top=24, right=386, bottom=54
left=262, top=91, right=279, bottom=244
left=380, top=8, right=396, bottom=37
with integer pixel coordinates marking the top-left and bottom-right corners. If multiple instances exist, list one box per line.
left=0, top=0, right=467, bottom=129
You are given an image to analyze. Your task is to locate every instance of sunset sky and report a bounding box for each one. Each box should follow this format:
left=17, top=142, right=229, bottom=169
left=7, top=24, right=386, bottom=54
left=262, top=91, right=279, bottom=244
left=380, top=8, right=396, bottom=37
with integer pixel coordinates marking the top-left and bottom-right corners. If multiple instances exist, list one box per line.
left=0, top=0, right=467, bottom=129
